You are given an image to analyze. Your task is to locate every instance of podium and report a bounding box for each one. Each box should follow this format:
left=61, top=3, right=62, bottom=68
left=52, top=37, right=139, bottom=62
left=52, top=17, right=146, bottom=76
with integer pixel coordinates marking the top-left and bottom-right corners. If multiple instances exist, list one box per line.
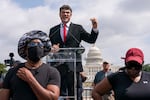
left=46, top=47, right=85, bottom=100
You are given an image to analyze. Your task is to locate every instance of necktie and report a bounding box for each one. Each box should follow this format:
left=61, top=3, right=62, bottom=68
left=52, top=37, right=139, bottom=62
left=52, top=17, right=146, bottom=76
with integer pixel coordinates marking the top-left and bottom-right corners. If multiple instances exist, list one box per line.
left=63, top=24, right=67, bottom=42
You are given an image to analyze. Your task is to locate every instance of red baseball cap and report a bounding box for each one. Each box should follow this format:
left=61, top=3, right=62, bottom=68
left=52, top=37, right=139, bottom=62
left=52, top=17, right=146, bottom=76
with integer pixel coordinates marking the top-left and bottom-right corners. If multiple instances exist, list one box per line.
left=125, top=48, right=144, bottom=65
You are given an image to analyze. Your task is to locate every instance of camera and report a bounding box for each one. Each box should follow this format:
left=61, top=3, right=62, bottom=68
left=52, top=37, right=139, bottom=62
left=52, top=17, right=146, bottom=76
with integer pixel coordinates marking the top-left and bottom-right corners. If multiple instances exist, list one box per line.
left=4, top=53, right=15, bottom=67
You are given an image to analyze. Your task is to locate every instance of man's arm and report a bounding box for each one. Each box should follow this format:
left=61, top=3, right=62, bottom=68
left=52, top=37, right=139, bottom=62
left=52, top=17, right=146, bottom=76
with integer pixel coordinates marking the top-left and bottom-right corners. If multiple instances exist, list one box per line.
left=0, top=89, right=10, bottom=100
left=17, top=67, right=60, bottom=100
left=28, top=78, right=60, bottom=100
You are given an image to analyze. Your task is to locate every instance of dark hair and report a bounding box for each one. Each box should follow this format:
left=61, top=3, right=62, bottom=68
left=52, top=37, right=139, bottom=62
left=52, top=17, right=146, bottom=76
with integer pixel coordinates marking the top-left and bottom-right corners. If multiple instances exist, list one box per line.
left=60, top=5, right=72, bottom=12
left=103, top=61, right=109, bottom=64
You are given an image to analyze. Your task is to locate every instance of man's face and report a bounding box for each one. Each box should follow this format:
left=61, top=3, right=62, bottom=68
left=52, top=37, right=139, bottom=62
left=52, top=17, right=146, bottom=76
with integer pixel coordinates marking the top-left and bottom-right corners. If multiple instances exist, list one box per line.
left=103, top=63, right=110, bottom=70
left=59, top=9, right=72, bottom=23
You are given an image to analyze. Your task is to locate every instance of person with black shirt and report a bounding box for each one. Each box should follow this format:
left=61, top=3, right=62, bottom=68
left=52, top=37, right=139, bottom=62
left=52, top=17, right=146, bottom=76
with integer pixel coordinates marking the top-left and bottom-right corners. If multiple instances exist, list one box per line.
left=0, top=30, right=60, bottom=100
left=92, top=48, right=150, bottom=100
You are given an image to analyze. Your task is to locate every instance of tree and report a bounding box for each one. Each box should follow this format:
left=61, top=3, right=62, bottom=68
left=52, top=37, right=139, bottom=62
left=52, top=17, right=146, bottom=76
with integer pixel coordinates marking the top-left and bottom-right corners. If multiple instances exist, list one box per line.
left=0, top=63, right=7, bottom=74
left=142, top=64, right=150, bottom=72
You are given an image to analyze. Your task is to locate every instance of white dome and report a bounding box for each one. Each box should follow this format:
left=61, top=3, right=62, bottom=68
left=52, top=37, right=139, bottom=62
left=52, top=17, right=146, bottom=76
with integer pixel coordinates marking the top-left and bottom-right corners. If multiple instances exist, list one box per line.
left=87, top=46, right=101, bottom=58
left=85, top=45, right=103, bottom=65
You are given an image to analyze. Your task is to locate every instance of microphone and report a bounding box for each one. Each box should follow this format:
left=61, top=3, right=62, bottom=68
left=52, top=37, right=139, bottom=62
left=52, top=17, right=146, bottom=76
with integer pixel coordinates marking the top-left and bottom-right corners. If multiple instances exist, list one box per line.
left=69, top=32, right=85, bottom=54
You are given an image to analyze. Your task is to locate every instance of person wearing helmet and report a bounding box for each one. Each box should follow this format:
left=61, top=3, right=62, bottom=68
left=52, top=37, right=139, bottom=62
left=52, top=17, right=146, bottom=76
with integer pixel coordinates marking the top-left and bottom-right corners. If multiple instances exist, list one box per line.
left=92, top=48, right=150, bottom=100
left=0, top=30, right=60, bottom=100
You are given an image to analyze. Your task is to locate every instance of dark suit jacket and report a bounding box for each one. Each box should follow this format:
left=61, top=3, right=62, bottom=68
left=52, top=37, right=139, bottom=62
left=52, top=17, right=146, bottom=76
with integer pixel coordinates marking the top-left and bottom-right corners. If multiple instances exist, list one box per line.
left=49, top=23, right=99, bottom=72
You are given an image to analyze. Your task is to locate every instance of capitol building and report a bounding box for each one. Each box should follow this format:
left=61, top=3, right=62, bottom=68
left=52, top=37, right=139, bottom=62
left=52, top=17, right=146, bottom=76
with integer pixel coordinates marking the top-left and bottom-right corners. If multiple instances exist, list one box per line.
left=82, top=44, right=120, bottom=99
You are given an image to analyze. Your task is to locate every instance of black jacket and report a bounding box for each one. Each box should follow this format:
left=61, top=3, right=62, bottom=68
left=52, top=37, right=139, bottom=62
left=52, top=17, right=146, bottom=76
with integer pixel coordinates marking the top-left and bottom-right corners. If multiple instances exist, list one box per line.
left=49, top=23, right=99, bottom=72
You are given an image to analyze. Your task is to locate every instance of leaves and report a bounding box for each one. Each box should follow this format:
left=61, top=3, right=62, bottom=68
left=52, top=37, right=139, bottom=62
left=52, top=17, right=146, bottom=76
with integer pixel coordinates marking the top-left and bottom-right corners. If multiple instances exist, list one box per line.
left=142, top=64, right=150, bottom=72
left=0, top=63, right=7, bottom=74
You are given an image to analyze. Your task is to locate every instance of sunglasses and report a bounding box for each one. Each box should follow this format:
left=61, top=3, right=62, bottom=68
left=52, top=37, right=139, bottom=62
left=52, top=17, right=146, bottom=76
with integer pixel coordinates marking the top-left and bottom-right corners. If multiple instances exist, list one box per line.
left=126, top=61, right=142, bottom=70
left=27, top=42, right=44, bottom=48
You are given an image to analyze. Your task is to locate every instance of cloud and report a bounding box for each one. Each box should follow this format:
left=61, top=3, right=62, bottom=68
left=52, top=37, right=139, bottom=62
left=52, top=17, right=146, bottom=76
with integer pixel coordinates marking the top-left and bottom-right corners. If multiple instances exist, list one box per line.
left=118, top=0, right=150, bottom=13
left=0, top=0, right=150, bottom=67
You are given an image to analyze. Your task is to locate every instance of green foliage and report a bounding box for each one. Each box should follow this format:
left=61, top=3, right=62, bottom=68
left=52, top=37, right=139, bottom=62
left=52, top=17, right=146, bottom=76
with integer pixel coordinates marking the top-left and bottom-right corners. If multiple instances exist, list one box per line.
left=142, top=64, right=150, bottom=72
left=0, top=63, right=7, bottom=73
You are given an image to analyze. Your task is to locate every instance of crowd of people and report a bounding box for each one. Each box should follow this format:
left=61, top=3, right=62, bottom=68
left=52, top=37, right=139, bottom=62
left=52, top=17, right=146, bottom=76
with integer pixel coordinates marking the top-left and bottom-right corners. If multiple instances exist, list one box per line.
left=0, top=4, right=149, bottom=100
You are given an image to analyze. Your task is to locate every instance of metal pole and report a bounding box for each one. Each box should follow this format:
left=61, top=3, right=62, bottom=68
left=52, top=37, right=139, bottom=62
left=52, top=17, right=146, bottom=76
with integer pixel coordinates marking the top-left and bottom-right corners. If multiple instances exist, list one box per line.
left=74, top=51, right=77, bottom=100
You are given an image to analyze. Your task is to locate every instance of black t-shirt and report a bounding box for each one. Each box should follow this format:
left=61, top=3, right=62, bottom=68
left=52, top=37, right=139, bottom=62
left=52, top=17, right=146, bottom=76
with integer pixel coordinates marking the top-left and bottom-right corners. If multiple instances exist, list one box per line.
left=108, top=71, right=150, bottom=100
left=3, top=63, right=60, bottom=100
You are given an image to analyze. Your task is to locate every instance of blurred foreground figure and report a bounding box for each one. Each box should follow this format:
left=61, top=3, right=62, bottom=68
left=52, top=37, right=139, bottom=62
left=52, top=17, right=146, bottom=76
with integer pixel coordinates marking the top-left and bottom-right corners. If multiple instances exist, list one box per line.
left=92, top=48, right=150, bottom=100
left=0, top=30, right=60, bottom=100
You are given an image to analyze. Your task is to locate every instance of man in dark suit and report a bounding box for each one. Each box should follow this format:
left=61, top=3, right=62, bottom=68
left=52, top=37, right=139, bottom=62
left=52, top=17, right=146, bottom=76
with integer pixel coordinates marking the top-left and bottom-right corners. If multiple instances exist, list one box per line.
left=49, top=5, right=99, bottom=100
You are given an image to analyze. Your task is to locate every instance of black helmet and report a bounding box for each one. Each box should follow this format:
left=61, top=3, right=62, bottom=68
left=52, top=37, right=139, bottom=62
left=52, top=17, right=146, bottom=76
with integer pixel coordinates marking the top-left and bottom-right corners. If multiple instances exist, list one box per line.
left=18, top=30, right=51, bottom=59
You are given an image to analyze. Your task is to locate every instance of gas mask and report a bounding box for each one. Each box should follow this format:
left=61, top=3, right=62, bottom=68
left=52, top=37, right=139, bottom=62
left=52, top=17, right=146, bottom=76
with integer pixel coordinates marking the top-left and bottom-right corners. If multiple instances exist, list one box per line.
left=27, top=41, right=44, bottom=63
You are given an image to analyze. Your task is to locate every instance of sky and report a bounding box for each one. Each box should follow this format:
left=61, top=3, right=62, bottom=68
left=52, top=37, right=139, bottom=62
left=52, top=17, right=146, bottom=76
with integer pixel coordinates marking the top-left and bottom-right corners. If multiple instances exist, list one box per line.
left=0, top=0, right=150, bottom=67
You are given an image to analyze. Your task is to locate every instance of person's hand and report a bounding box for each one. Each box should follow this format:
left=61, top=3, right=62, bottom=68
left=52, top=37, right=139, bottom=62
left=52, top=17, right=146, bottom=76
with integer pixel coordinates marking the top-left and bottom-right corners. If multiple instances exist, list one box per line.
left=80, top=72, right=87, bottom=82
left=51, top=43, right=60, bottom=53
left=90, top=18, right=98, bottom=29
left=17, top=67, right=34, bottom=83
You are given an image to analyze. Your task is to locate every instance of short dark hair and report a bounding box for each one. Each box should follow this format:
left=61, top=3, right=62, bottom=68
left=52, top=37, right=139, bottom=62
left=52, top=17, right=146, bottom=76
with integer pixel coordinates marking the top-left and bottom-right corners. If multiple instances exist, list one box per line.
left=60, top=5, right=72, bottom=12
left=103, top=61, right=109, bottom=64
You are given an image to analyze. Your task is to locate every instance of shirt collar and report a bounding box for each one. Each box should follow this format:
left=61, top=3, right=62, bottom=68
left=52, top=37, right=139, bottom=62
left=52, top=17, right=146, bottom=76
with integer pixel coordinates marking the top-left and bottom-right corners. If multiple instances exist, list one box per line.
left=61, top=21, right=71, bottom=27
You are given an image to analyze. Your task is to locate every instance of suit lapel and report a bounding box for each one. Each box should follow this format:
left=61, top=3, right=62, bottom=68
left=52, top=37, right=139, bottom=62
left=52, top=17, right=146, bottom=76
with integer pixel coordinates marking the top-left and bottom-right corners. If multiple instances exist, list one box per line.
left=56, top=24, right=64, bottom=43
left=66, top=23, right=73, bottom=42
